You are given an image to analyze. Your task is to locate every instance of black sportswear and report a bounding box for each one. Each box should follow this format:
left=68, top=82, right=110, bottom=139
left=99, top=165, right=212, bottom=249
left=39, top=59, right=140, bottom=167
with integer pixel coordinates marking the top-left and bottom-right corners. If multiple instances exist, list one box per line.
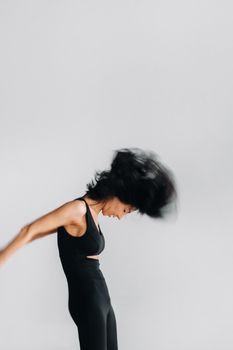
left=57, top=196, right=118, bottom=350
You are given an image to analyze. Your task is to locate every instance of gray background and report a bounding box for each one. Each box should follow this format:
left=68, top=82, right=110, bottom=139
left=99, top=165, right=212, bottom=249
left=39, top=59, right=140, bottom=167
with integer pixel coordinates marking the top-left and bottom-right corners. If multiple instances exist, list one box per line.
left=0, top=1, right=232, bottom=349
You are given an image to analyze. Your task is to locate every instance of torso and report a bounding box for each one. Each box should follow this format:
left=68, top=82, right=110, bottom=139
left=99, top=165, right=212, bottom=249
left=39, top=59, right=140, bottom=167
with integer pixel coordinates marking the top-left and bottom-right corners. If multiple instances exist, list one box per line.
left=63, top=198, right=101, bottom=260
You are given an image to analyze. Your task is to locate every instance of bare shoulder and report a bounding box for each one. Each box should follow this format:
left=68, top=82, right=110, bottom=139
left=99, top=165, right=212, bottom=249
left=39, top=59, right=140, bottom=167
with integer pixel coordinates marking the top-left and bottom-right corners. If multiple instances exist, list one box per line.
left=47, top=199, right=86, bottom=222
left=69, top=199, right=87, bottom=223
left=62, top=199, right=88, bottom=236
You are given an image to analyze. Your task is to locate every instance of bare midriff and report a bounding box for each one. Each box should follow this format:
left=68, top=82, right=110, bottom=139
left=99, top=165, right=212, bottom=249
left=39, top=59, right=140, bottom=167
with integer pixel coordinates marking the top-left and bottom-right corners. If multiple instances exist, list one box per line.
left=86, top=255, right=99, bottom=260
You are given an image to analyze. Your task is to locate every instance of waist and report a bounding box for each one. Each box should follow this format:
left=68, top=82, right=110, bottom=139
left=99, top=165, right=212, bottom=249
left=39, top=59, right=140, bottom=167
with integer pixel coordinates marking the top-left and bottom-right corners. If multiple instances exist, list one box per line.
left=85, top=255, right=100, bottom=261
left=59, top=254, right=101, bottom=270
left=64, top=259, right=105, bottom=281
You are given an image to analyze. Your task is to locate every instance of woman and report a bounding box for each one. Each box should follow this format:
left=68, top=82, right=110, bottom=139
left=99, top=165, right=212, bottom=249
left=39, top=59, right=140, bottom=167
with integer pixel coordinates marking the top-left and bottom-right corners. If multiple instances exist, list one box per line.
left=0, top=147, right=177, bottom=350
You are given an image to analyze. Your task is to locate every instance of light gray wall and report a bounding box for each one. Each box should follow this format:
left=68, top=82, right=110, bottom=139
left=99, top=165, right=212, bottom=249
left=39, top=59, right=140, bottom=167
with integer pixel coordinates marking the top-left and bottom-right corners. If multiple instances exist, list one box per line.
left=0, top=1, right=232, bottom=349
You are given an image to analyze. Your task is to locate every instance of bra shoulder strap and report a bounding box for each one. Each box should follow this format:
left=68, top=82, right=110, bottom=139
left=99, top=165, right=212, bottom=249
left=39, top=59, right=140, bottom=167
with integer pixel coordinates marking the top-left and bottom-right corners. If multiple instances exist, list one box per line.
left=74, top=196, right=89, bottom=211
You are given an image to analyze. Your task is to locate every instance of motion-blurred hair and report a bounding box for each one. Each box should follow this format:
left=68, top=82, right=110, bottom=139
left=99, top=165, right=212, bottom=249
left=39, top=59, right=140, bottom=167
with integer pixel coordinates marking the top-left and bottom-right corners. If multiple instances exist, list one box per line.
left=85, top=147, right=178, bottom=219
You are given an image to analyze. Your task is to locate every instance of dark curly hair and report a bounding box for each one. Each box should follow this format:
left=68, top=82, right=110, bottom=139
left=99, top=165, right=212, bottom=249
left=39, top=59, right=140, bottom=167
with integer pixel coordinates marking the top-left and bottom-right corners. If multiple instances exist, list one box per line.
left=84, top=147, right=178, bottom=219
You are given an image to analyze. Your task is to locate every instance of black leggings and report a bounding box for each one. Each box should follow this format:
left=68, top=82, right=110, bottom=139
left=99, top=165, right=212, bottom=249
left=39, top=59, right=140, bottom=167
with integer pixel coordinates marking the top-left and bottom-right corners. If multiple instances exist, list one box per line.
left=66, top=258, right=118, bottom=350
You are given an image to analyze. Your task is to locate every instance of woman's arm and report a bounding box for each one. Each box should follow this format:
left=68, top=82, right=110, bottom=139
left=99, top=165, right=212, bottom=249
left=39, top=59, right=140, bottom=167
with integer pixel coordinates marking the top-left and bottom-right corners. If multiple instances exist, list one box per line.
left=0, top=225, right=31, bottom=266
left=0, top=227, right=56, bottom=266
left=27, top=228, right=57, bottom=243
left=0, top=200, right=84, bottom=267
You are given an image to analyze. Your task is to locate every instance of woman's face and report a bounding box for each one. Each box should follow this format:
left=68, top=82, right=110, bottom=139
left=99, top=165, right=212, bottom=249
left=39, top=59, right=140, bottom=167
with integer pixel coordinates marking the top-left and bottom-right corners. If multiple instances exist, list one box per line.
left=102, top=196, right=137, bottom=219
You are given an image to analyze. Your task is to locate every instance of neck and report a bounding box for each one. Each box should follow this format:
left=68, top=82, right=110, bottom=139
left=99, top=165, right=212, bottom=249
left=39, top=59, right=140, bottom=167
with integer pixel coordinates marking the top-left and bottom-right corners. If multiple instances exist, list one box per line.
left=83, top=195, right=106, bottom=215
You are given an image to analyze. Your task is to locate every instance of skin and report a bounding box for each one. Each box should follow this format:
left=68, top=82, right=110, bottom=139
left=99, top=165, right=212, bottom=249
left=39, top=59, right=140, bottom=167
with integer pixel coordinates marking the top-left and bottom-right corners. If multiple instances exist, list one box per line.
left=83, top=195, right=136, bottom=259
left=0, top=195, right=137, bottom=267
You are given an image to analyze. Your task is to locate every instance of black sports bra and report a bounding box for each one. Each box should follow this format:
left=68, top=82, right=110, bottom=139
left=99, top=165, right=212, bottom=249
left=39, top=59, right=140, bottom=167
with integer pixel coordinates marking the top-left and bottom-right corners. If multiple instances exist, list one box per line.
left=57, top=196, right=105, bottom=264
